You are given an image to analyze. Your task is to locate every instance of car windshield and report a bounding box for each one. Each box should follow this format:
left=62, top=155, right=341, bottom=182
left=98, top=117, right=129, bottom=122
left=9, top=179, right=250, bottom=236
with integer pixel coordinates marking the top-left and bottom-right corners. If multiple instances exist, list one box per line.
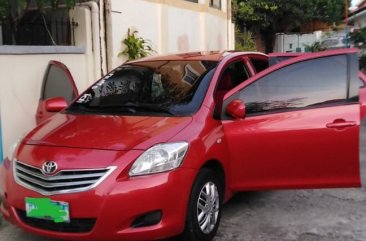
left=67, top=60, right=218, bottom=116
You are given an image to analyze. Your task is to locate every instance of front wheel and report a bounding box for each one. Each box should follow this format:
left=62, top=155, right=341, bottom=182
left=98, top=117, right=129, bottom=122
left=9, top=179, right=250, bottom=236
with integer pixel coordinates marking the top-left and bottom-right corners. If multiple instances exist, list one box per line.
left=180, top=168, right=223, bottom=241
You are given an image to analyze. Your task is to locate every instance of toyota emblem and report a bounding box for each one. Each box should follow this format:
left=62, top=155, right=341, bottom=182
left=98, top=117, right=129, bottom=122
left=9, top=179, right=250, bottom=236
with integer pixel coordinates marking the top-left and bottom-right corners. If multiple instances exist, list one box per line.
left=42, top=161, right=58, bottom=175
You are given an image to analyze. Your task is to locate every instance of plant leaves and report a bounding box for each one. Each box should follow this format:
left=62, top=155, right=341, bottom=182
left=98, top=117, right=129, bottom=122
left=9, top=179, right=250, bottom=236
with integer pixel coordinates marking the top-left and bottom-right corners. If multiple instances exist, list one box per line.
left=119, top=28, right=153, bottom=60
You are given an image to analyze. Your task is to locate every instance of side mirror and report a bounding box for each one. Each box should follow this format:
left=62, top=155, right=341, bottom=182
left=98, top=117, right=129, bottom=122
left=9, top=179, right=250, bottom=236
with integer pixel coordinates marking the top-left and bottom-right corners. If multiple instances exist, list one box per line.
left=226, top=99, right=246, bottom=119
left=45, top=97, right=68, bottom=112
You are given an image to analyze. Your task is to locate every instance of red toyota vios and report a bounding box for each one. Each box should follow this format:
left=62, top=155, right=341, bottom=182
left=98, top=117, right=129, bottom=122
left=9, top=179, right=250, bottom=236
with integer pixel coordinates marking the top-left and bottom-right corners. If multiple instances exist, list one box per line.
left=1, top=49, right=366, bottom=241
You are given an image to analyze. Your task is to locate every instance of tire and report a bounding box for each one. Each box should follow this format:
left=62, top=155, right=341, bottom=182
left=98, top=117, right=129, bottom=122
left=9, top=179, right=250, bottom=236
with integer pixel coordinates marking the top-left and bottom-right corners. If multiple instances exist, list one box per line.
left=180, top=168, right=223, bottom=241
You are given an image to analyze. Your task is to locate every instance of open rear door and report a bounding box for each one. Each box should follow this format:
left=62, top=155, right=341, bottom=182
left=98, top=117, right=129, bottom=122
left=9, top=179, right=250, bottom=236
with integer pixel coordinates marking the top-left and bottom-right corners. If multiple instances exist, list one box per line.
left=221, top=49, right=362, bottom=191
left=36, top=61, right=78, bottom=124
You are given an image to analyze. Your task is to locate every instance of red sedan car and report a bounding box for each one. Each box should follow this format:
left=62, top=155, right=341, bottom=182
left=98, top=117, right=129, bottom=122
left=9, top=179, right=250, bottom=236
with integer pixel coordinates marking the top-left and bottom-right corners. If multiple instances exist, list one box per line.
left=1, top=49, right=366, bottom=241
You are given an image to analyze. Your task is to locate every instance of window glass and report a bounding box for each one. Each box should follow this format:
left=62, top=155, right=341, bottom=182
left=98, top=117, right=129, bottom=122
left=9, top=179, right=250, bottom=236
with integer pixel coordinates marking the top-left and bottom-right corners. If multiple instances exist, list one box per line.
left=215, top=61, right=250, bottom=99
left=240, top=55, right=348, bottom=115
left=68, top=60, right=217, bottom=116
left=250, top=58, right=269, bottom=73
left=43, top=65, right=75, bottom=103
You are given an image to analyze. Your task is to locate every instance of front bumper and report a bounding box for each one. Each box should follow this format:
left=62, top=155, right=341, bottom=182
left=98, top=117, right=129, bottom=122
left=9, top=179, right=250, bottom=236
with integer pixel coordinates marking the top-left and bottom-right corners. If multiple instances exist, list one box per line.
left=0, top=156, right=197, bottom=241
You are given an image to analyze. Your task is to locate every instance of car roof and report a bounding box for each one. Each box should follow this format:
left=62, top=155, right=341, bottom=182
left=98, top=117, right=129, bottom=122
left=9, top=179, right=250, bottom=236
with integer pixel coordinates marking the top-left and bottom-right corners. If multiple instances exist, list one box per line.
left=128, top=51, right=268, bottom=63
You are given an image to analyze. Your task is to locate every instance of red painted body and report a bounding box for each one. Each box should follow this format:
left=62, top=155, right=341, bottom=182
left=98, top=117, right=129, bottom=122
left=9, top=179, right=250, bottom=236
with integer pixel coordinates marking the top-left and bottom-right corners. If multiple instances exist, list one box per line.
left=1, top=49, right=365, bottom=241
left=44, top=97, right=68, bottom=112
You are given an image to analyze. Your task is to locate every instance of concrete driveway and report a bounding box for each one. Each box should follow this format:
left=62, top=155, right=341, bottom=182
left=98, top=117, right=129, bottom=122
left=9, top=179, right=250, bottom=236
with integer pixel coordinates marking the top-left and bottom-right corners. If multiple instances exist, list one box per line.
left=1, top=121, right=365, bottom=241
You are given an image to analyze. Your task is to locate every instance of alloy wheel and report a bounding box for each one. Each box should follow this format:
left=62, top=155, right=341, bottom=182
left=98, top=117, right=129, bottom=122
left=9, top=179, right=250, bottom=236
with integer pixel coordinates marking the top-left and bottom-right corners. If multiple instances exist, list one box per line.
left=197, top=181, right=220, bottom=234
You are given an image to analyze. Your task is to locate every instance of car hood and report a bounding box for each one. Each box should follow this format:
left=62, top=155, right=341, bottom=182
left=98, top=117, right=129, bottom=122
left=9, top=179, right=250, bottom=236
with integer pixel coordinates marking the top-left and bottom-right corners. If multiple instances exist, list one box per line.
left=24, top=113, right=193, bottom=151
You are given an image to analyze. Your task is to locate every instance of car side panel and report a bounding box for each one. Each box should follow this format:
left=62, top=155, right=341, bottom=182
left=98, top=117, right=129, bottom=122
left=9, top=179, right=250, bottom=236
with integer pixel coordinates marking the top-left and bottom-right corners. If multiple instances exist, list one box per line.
left=223, top=104, right=361, bottom=190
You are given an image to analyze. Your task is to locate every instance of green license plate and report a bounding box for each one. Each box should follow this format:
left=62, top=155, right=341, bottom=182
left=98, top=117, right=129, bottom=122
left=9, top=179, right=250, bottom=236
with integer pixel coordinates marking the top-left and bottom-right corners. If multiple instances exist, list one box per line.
left=25, top=197, right=70, bottom=223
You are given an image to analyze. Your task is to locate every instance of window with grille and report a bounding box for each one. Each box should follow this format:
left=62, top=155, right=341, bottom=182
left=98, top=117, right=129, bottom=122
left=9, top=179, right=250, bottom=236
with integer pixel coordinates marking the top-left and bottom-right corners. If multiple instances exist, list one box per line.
left=210, top=0, right=221, bottom=9
left=0, top=0, right=77, bottom=46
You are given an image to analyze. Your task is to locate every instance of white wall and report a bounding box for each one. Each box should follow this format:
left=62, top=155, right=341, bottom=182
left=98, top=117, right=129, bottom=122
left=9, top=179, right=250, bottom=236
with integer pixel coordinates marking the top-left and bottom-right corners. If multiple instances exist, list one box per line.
left=107, top=0, right=233, bottom=69
left=204, top=13, right=228, bottom=50
left=274, top=33, right=319, bottom=53
left=108, top=0, right=160, bottom=68
left=165, top=6, right=202, bottom=52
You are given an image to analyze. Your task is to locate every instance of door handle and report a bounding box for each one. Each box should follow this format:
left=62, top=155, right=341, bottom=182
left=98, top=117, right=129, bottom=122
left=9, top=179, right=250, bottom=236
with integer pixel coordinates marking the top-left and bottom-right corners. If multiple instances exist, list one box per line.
left=326, top=120, right=356, bottom=129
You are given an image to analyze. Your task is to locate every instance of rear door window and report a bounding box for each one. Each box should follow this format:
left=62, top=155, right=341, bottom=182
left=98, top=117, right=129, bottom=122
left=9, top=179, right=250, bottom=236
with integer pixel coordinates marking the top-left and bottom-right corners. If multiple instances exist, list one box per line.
left=249, top=58, right=269, bottom=73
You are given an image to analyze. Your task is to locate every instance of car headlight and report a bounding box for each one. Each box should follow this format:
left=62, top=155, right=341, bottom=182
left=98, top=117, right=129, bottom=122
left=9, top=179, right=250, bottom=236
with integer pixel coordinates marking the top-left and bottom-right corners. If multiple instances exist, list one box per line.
left=129, top=142, right=189, bottom=176
left=7, top=138, right=22, bottom=162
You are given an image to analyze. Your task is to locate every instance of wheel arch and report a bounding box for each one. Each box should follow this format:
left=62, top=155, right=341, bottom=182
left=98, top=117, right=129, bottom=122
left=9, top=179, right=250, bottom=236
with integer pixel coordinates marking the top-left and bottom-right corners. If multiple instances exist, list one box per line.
left=200, top=159, right=232, bottom=202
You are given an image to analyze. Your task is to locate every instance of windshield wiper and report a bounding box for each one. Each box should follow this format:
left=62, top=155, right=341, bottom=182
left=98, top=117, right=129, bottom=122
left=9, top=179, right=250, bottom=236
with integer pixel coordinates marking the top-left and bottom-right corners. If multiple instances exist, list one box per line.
left=68, top=105, right=137, bottom=114
left=122, top=103, right=175, bottom=115
left=69, top=103, right=174, bottom=116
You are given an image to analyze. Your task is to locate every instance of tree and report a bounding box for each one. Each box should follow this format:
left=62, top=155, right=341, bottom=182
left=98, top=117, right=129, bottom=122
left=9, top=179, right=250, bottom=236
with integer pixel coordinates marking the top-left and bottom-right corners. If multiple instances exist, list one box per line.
left=232, top=0, right=349, bottom=53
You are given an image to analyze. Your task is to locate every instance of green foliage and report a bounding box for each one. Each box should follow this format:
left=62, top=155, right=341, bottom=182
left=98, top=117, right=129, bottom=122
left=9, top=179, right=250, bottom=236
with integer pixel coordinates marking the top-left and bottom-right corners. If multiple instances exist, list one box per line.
left=119, top=29, right=153, bottom=61
left=350, top=27, right=366, bottom=48
left=232, top=0, right=277, bottom=30
left=233, top=0, right=348, bottom=30
left=303, top=41, right=325, bottom=52
left=235, top=30, right=256, bottom=51
left=232, top=0, right=350, bottom=52
left=315, top=0, right=348, bottom=24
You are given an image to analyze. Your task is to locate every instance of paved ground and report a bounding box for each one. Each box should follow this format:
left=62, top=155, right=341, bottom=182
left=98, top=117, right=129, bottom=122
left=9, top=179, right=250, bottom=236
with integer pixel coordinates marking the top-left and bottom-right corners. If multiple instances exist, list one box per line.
left=0, top=120, right=365, bottom=241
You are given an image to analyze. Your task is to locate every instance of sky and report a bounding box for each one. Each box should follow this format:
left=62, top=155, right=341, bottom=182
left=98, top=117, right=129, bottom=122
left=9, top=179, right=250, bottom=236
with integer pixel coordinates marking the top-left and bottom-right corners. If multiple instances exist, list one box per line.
left=353, top=0, right=361, bottom=7
left=350, top=0, right=362, bottom=11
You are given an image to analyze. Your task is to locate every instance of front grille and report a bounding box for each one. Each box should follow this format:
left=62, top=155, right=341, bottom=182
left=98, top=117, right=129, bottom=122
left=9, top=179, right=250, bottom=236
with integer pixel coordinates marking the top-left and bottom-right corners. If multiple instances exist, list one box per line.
left=16, top=209, right=96, bottom=233
left=14, top=161, right=116, bottom=195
